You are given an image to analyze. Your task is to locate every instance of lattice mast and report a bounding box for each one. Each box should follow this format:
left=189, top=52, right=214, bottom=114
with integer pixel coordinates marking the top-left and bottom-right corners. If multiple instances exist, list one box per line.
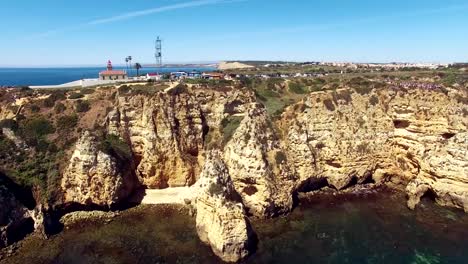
left=155, top=36, right=162, bottom=74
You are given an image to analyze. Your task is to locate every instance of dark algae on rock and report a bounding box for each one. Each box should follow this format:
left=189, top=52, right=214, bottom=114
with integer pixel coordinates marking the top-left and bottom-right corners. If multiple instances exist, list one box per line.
left=2, top=190, right=468, bottom=264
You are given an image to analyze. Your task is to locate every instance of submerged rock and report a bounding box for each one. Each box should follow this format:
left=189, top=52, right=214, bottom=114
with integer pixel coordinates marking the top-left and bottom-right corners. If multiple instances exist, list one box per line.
left=194, top=153, right=255, bottom=263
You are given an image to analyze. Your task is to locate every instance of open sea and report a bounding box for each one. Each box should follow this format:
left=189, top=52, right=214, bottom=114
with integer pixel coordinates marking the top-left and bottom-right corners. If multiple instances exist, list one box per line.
left=0, top=67, right=215, bottom=86
left=2, top=188, right=468, bottom=264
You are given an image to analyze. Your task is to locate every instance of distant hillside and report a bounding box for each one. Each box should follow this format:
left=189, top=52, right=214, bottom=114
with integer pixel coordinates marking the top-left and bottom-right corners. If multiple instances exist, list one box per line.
left=218, top=62, right=254, bottom=70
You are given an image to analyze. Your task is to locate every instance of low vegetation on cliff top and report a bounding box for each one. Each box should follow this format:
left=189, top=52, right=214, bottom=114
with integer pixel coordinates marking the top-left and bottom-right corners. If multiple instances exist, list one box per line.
left=0, top=87, right=117, bottom=205
left=0, top=67, right=466, bottom=206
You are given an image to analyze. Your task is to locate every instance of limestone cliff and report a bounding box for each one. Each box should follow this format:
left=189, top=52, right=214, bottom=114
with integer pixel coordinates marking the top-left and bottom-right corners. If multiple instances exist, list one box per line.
left=224, top=104, right=296, bottom=217
left=194, top=152, right=255, bottom=263
left=281, top=87, right=468, bottom=212
left=106, top=87, right=254, bottom=188
left=60, top=131, right=137, bottom=207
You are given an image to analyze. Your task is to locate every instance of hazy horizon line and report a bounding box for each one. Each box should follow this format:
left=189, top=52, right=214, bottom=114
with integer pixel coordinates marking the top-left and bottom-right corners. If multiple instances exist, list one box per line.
left=0, top=60, right=461, bottom=68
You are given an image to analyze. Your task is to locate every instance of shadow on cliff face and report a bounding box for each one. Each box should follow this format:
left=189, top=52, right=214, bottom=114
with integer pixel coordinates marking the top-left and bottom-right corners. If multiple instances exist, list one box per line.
left=296, top=177, right=331, bottom=193
left=245, top=218, right=259, bottom=261
left=0, top=171, right=36, bottom=210
left=0, top=172, right=36, bottom=247
left=292, top=175, right=377, bottom=208
left=420, top=188, right=438, bottom=203
left=292, top=177, right=332, bottom=208
left=43, top=181, right=145, bottom=237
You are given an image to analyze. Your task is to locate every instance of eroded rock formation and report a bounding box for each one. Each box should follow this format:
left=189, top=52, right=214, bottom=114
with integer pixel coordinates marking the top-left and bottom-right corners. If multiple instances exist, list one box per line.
left=224, top=104, right=296, bottom=217
left=61, top=131, right=137, bottom=207
left=106, top=87, right=254, bottom=189
left=194, top=152, right=255, bottom=263
left=281, top=87, right=468, bottom=212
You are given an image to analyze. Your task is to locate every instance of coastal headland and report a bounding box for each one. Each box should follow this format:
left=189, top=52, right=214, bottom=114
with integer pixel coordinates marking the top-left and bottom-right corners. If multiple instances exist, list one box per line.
left=0, top=62, right=467, bottom=262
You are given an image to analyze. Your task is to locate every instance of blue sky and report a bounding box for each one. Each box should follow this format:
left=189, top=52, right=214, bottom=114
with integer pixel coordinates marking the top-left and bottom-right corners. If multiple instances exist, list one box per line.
left=1, top=0, right=467, bottom=66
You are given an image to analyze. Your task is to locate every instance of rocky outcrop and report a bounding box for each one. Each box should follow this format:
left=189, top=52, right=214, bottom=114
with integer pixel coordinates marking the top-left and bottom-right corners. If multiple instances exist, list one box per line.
left=281, top=87, right=468, bottom=211
left=224, top=104, right=296, bottom=217
left=0, top=186, right=33, bottom=248
left=194, top=153, right=255, bottom=263
left=107, top=87, right=254, bottom=189
left=61, top=131, right=137, bottom=207
left=1, top=128, right=27, bottom=149
left=405, top=131, right=468, bottom=212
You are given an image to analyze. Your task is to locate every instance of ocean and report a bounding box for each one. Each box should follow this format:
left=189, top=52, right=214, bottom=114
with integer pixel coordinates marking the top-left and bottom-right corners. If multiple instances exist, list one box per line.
left=0, top=67, right=216, bottom=86
left=3, top=188, right=468, bottom=264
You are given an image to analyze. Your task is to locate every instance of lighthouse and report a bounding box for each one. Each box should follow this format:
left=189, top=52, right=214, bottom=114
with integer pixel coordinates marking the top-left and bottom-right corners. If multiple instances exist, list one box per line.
left=99, top=60, right=127, bottom=80
left=106, top=60, right=113, bottom=71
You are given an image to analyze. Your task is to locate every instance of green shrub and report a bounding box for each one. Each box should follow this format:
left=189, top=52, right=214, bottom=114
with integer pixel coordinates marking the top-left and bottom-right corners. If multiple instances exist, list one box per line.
left=20, top=117, right=54, bottom=138
left=348, top=77, right=369, bottom=86
left=266, top=78, right=284, bottom=90
left=118, top=85, right=130, bottom=93
left=275, top=151, right=287, bottom=164
left=355, top=86, right=374, bottom=95
left=221, top=116, right=243, bottom=144
left=56, top=114, right=78, bottom=130
left=128, top=85, right=168, bottom=96
left=369, top=95, right=379, bottom=106
left=18, top=117, right=55, bottom=147
left=224, top=100, right=244, bottom=114
left=98, top=134, right=132, bottom=161
left=0, top=119, right=18, bottom=131
left=0, top=136, right=16, bottom=159
left=30, top=104, right=40, bottom=113
left=75, top=100, right=90, bottom=113
left=54, top=102, right=66, bottom=113
left=332, top=90, right=353, bottom=104
left=20, top=86, right=32, bottom=92
left=289, top=82, right=308, bottom=94
left=356, top=143, right=369, bottom=154
left=208, top=183, right=224, bottom=196
left=168, top=84, right=188, bottom=96
left=441, top=71, right=457, bottom=86
left=80, top=88, right=95, bottom=95
left=43, top=90, right=66, bottom=107
left=68, top=93, right=84, bottom=99
left=239, top=76, right=253, bottom=87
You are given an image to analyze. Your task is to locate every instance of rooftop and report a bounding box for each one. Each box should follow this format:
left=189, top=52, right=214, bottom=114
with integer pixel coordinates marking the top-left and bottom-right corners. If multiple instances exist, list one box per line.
left=99, top=70, right=127, bottom=76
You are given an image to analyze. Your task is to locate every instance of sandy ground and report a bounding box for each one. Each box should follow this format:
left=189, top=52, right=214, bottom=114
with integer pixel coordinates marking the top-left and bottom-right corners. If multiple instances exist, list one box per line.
left=218, top=61, right=254, bottom=70
left=140, top=187, right=194, bottom=205
left=164, top=81, right=180, bottom=92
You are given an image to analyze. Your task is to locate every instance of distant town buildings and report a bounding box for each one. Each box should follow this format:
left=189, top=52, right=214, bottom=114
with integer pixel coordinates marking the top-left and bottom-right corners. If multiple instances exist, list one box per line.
left=202, top=72, right=225, bottom=80
left=146, top=72, right=162, bottom=81
left=99, top=60, right=128, bottom=81
left=318, top=62, right=448, bottom=70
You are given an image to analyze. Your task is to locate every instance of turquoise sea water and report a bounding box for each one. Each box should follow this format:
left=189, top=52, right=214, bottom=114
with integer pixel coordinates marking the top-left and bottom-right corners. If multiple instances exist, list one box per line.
left=2, top=188, right=467, bottom=264
left=0, top=67, right=215, bottom=86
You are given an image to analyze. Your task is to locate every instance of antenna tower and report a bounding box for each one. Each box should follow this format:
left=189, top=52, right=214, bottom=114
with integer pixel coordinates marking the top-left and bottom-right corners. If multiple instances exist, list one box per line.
left=155, top=36, right=162, bottom=74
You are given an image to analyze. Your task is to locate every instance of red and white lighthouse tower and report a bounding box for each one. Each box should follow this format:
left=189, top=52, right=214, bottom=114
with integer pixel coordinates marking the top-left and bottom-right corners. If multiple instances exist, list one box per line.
left=106, top=60, right=113, bottom=71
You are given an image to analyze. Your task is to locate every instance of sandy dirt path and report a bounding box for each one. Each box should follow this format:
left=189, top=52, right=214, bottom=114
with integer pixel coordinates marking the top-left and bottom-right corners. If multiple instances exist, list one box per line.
left=140, top=187, right=194, bottom=205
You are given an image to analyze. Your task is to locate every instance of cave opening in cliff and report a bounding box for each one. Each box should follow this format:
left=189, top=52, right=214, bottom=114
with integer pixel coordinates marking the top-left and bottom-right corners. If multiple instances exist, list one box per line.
left=361, top=174, right=376, bottom=184
left=5, top=217, right=35, bottom=246
left=0, top=172, right=36, bottom=210
left=441, top=132, right=456, bottom=140
left=421, top=188, right=438, bottom=203
left=296, top=177, right=331, bottom=193
left=393, top=120, right=410, bottom=129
